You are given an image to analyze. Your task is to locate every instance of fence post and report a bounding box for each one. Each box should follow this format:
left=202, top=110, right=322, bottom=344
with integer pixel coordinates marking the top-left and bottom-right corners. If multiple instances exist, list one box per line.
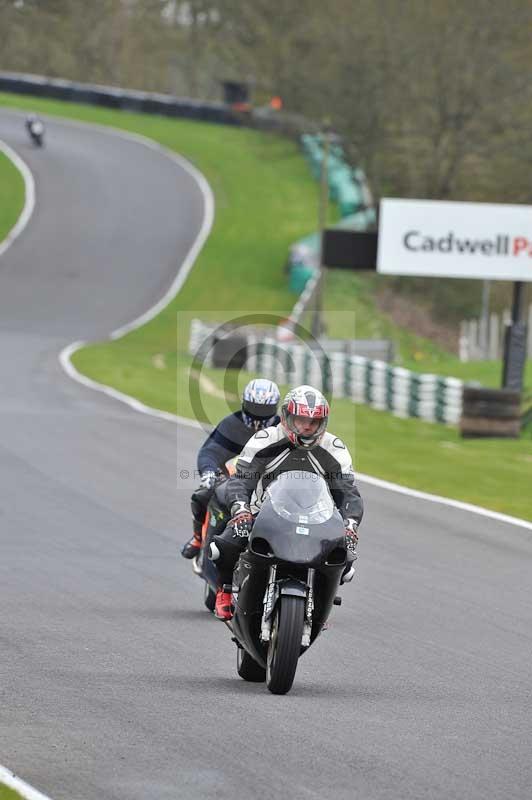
left=459, top=320, right=469, bottom=362
left=470, top=319, right=479, bottom=357
left=479, top=314, right=488, bottom=360
left=489, top=313, right=499, bottom=360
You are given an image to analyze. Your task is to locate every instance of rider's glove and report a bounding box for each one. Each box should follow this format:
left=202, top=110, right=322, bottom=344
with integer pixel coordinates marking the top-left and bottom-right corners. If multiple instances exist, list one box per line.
left=344, top=518, right=359, bottom=554
left=341, top=519, right=359, bottom=584
left=198, top=470, right=217, bottom=491
left=230, top=501, right=254, bottom=538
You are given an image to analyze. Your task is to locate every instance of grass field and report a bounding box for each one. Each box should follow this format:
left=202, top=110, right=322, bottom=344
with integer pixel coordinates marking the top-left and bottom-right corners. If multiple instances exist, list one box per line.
left=0, top=147, right=25, bottom=241
left=0, top=91, right=530, bottom=521
left=0, top=783, right=25, bottom=800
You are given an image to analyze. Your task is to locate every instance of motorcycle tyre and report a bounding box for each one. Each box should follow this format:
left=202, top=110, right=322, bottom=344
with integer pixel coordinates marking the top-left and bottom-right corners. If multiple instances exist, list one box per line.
left=266, top=595, right=305, bottom=695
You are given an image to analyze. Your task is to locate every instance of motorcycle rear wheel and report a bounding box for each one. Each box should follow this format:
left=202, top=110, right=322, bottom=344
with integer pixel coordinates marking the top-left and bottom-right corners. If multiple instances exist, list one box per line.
left=266, top=595, right=305, bottom=695
left=237, top=647, right=266, bottom=682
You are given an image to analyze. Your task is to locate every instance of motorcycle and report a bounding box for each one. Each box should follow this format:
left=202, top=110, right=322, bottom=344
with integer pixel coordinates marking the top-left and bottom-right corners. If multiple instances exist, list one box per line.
left=228, top=470, right=348, bottom=695
left=191, top=480, right=231, bottom=613
left=26, top=117, right=45, bottom=148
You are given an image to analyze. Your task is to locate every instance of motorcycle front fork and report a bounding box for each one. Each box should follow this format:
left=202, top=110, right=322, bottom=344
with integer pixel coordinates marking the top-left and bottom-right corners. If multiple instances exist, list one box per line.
left=302, top=569, right=315, bottom=648
left=260, top=566, right=315, bottom=648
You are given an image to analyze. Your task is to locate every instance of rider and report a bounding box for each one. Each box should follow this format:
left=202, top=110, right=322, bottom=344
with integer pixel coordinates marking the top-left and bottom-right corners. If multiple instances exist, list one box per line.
left=210, top=384, right=364, bottom=620
left=180, top=378, right=281, bottom=560
left=25, top=113, right=42, bottom=133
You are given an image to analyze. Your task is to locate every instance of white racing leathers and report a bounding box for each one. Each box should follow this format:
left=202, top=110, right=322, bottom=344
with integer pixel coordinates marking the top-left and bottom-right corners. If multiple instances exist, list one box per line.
left=226, top=426, right=364, bottom=524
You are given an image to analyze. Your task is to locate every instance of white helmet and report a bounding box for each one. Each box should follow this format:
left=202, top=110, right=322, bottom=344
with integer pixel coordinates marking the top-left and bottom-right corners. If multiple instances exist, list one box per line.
left=242, top=379, right=280, bottom=430
left=281, top=385, right=329, bottom=449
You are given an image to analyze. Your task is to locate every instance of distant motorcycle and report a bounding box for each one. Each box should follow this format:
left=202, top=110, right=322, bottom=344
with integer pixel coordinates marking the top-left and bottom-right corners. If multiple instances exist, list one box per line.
left=26, top=116, right=45, bottom=148
left=218, top=470, right=348, bottom=695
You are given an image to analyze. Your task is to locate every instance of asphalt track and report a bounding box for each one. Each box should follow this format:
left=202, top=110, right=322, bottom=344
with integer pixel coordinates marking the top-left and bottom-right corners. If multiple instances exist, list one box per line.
left=1, top=108, right=531, bottom=800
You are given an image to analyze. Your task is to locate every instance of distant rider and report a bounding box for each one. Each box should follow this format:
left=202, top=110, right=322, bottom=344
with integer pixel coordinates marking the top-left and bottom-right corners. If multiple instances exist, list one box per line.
left=25, top=114, right=38, bottom=133
left=25, top=114, right=44, bottom=141
left=180, top=378, right=281, bottom=560
left=210, top=384, right=364, bottom=620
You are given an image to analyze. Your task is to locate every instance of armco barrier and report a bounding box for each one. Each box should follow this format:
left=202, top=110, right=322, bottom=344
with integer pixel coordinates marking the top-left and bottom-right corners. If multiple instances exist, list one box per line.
left=299, top=133, right=373, bottom=219
left=0, top=72, right=336, bottom=139
left=189, top=320, right=463, bottom=425
left=285, top=134, right=376, bottom=308
left=0, top=71, right=243, bottom=126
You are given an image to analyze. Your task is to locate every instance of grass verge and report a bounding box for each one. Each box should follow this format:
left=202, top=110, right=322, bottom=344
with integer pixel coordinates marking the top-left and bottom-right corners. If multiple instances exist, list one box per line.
left=0, top=147, right=25, bottom=241
left=0, top=783, right=26, bottom=800
left=1, top=92, right=530, bottom=521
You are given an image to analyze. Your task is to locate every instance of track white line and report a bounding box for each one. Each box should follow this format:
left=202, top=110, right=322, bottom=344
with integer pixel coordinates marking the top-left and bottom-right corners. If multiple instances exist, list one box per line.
left=61, top=342, right=532, bottom=530
left=60, top=340, right=204, bottom=429
left=0, top=138, right=35, bottom=258
left=356, top=472, right=532, bottom=531
left=0, top=764, right=53, bottom=800
left=39, top=112, right=530, bottom=534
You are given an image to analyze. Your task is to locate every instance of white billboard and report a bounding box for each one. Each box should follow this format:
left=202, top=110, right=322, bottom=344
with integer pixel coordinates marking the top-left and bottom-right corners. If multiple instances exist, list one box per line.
left=377, top=198, right=532, bottom=281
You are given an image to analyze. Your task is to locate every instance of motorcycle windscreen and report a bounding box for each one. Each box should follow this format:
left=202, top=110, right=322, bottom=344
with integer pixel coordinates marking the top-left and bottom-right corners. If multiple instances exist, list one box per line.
left=267, top=470, right=337, bottom=523
left=250, top=471, right=346, bottom=564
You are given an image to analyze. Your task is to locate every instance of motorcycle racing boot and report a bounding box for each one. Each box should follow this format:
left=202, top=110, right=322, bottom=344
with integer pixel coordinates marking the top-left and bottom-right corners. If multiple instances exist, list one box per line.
left=214, top=586, right=233, bottom=621
left=181, top=533, right=202, bottom=560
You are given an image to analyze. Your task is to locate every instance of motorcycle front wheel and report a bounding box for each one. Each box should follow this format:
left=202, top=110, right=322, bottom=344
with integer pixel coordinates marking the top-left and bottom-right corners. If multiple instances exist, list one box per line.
left=266, top=595, right=305, bottom=695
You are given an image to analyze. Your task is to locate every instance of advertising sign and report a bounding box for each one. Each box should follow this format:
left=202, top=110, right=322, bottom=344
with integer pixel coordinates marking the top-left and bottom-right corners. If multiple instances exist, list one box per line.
left=377, top=198, right=532, bottom=281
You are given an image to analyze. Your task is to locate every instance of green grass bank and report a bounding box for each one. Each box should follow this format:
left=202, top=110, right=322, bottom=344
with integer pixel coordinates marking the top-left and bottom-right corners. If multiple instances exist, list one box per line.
left=0, top=783, right=26, bottom=800
left=0, top=146, right=25, bottom=241
left=0, top=92, right=530, bottom=521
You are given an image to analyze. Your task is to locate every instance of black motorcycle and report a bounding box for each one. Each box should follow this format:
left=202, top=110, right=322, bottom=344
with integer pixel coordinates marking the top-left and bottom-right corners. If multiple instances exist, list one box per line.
left=229, top=470, right=348, bottom=695
left=26, top=116, right=45, bottom=148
